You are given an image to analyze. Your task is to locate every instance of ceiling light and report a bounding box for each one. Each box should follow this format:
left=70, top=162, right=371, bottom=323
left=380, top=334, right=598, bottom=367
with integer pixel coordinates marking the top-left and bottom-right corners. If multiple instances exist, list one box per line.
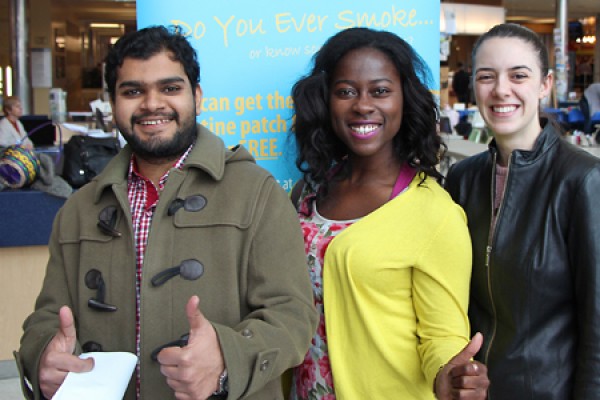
left=90, top=23, right=123, bottom=29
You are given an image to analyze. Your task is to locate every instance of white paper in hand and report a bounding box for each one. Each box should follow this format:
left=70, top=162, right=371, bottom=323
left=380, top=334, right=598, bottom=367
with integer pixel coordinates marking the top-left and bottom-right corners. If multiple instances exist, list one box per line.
left=52, top=352, right=137, bottom=400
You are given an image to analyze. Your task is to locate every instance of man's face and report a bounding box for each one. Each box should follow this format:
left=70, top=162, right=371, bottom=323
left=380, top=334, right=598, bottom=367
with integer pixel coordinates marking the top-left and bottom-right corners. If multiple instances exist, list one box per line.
left=111, top=50, right=202, bottom=161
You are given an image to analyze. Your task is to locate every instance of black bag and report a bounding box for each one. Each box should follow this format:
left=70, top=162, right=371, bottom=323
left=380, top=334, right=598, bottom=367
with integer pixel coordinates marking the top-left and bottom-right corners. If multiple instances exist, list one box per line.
left=62, top=135, right=120, bottom=188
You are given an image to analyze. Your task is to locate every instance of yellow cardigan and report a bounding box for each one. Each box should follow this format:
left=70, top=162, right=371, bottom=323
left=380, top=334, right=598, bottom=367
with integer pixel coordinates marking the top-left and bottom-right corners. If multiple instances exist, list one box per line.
left=324, top=175, right=472, bottom=399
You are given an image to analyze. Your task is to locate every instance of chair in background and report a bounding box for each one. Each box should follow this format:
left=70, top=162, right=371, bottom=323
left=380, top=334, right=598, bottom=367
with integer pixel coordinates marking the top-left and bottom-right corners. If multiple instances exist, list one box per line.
left=566, top=108, right=585, bottom=132
left=590, top=112, right=600, bottom=144
left=581, top=92, right=600, bottom=136
left=591, top=112, right=600, bottom=129
left=543, top=107, right=568, bottom=130
left=19, top=116, right=64, bottom=172
left=19, top=115, right=55, bottom=147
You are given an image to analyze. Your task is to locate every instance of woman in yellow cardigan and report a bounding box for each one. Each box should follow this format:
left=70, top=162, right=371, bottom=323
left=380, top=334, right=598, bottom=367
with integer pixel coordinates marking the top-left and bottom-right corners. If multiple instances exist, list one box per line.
left=289, top=28, right=489, bottom=400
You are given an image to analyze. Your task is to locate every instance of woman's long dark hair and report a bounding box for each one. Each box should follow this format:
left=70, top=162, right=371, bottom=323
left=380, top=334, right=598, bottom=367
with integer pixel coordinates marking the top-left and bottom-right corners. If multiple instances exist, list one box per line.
left=291, top=27, right=444, bottom=190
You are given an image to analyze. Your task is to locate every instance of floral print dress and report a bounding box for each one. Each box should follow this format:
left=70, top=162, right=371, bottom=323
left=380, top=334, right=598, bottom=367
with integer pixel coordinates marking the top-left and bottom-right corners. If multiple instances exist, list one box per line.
left=290, top=191, right=357, bottom=400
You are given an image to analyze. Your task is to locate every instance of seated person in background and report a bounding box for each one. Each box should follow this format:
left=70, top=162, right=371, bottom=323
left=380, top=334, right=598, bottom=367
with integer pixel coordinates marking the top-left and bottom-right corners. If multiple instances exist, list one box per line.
left=0, top=96, right=34, bottom=149
left=581, top=83, right=600, bottom=135
left=452, top=62, right=471, bottom=105
left=584, top=82, right=600, bottom=116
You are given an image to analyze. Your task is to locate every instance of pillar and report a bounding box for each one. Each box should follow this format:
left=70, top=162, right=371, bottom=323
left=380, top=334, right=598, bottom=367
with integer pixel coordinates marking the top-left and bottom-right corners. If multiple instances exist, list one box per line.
left=29, top=0, right=52, bottom=115
left=595, top=14, right=600, bottom=83
left=553, top=0, right=568, bottom=103
left=10, top=0, right=30, bottom=113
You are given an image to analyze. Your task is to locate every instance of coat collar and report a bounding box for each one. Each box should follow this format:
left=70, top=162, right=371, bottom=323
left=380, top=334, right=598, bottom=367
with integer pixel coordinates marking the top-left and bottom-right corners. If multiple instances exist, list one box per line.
left=487, top=119, right=561, bottom=166
left=92, top=124, right=255, bottom=202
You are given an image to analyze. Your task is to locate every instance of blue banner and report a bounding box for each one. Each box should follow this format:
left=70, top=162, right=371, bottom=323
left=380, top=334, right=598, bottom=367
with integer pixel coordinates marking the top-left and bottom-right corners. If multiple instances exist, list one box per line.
left=137, top=1, right=440, bottom=191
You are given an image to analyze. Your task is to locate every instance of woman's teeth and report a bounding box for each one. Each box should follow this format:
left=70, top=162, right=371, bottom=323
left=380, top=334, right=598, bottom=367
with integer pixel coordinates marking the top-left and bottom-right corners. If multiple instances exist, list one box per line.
left=493, top=106, right=516, bottom=113
left=351, top=124, right=379, bottom=135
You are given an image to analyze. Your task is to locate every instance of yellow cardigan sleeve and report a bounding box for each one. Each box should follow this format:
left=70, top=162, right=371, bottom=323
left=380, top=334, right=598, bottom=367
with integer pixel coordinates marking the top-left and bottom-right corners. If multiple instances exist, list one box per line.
left=413, top=199, right=472, bottom=386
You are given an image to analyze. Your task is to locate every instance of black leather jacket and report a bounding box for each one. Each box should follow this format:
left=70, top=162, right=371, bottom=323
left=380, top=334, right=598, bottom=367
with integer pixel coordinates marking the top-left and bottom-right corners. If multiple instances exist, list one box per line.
left=445, top=122, right=600, bottom=400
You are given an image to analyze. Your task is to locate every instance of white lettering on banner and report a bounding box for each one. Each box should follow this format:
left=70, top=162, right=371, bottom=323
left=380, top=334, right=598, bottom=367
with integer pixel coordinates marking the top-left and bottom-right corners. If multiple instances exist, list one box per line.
left=265, top=46, right=302, bottom=58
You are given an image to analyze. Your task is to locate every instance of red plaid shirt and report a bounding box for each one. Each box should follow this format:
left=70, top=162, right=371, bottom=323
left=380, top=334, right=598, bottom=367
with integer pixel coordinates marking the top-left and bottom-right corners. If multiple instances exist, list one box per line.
left=127, top=144, right=193, bottom=399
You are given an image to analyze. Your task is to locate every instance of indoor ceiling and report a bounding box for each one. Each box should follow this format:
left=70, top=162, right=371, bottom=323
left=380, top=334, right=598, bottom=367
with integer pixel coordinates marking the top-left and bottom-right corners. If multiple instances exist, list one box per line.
left=505, top=0, right=600, bottom=22
left=51, top=1, right=600, bottom=28
left=51, top=0, right=136, bottom=26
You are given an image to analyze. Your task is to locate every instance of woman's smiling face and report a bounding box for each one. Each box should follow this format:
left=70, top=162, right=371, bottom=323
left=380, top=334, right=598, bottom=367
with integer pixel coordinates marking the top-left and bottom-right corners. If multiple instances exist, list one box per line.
left=473, top=37, right=552, bottom=144
left=329, top=47, right=403, bottom=162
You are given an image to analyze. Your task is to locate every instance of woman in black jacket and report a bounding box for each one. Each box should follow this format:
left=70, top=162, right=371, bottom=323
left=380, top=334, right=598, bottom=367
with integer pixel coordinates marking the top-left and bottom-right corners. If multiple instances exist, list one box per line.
left=445, top=23, right=600, bottom=399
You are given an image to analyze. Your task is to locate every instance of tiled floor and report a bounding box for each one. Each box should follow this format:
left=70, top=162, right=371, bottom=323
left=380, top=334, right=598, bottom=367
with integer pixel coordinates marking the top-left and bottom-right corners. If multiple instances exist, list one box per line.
left=0, top=377, right=22, bottom=399
left=0, top=360, right=22, bottom=399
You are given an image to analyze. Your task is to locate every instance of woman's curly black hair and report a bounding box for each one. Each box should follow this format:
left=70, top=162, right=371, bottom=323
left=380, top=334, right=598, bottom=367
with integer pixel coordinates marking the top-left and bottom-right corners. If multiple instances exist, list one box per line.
left=291, top=27, right=444, bottom=190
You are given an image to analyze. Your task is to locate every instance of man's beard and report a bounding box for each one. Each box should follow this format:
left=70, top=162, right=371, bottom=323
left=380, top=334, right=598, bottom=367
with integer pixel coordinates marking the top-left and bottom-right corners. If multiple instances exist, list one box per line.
left=121, top=112, right=197, bottom=163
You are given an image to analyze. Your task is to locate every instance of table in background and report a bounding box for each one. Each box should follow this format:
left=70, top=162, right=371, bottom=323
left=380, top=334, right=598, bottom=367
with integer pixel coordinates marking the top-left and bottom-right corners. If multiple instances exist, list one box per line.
left=443, top=134, right=600, bottom=162
left=558, top=100, right=581, bottom=108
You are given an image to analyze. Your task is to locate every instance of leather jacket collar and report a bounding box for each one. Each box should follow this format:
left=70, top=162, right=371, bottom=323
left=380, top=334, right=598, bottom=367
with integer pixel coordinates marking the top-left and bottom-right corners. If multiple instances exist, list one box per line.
left=486, top=119, right=561, bottom=166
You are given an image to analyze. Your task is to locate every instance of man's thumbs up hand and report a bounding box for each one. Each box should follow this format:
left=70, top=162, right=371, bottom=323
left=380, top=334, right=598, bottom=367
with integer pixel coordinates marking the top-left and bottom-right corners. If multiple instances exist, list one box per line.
left=39, top=306, right=94, bottom=399
left=158, top=296, right=225, bottom=400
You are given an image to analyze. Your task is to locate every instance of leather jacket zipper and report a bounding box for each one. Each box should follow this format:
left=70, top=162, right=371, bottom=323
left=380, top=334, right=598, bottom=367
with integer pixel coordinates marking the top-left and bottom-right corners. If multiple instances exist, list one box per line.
left=483, top=153, right=511, bottom=379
